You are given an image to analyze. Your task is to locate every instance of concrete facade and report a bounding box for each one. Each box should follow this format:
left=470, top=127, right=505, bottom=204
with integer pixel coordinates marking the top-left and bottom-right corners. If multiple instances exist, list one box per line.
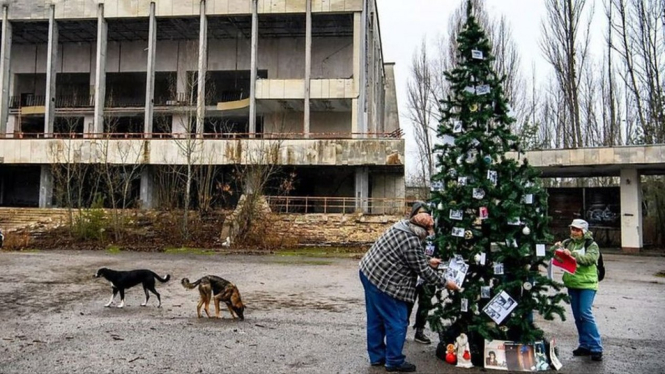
left=507, top=145, right=665, bottom=252
left=0, top=0, right=404, bottom=214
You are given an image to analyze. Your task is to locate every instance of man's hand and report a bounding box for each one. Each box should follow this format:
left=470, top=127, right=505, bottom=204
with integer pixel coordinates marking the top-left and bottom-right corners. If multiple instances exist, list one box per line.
left=445, top=279, right=460, bottom=291
left=429, top=258, right=442, bottom=268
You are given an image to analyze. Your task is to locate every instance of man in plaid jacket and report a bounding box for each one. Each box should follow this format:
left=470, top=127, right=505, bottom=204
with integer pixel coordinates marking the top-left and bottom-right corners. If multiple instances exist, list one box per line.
left=359, top=212, right=458, bottom=372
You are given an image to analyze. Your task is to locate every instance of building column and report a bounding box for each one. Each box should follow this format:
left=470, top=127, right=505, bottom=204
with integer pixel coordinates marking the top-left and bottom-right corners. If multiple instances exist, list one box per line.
left=140, top=167, right=155, bottom=209
left=249, top=0, right=258, bottom=137
left=39, top=165, right=54, bottom=208
left=620, top=168, right=643, bottom=253
left=93, top=3, right=107, bottom=135
left=6, top=115, right=15, bottom=134
left=172, top=113, right=188, bottom=135
left=303, top=0, right=311, bottom=138
left=355, top=167, right=369, bottom=213
left=352, top=11, right=366, bottom=138
left=196, top=0, right=207, bottom=135
left=366, top=9, right=374, bottom=134
left=144, top=1, right=156, bottom=137
left=176, top=41, right=187, bottom=97
left=44, top=4, right=58, bottom=136
left=83, top=114, right=94, bottom=134
left=0, top=6, right=12, bottom=135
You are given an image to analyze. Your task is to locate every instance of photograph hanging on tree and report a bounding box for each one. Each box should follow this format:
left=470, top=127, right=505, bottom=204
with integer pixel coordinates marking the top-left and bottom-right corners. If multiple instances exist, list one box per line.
left=452, top=227, right=466, bottom=237
left=450, top=209, right=464, bottom=220
left=482, top=291, right=517, bottom=324
left=445, top=256, right=469, bottom=287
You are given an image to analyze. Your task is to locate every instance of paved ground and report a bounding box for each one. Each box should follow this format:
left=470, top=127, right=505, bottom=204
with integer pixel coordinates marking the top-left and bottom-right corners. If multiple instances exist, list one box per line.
left=0, top=250, right=663, bottom=374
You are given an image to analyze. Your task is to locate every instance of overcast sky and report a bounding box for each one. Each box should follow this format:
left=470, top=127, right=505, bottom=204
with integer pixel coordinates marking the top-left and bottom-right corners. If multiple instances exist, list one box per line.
left=375, top=0, right=563, bottom=177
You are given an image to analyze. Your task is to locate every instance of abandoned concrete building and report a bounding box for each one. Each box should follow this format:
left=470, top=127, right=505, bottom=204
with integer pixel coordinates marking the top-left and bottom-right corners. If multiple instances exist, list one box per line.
left=0, top=0, right=404, bottom=214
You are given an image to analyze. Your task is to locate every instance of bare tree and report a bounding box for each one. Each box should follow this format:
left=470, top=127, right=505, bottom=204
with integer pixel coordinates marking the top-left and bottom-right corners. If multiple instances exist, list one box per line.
left=48, top=116, right=95, bottom=228
left=406, top=0, right=526, bottom=185
left=94, top=114, right=144, bottom=241
left=598, top=0, right=625, bottom=146
left=608, top=0, right=665, bottom=144
left=406, top=40, right=436, bottom=186
left=541, top=0, right=595, bottom=148
left=230, top=114, right=287, bottom=246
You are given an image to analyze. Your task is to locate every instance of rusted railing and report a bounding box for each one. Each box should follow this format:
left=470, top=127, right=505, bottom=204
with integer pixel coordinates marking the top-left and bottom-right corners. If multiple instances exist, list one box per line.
left=265, top=196, right=411, bottom=215
left=55, top=95, right=95, bottom=108
left=9, top=95, right=46, bottom=108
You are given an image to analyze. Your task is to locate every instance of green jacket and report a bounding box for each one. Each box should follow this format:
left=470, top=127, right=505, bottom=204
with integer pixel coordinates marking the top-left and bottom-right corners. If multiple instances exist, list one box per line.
left=559, top=231, right=600, bottom=291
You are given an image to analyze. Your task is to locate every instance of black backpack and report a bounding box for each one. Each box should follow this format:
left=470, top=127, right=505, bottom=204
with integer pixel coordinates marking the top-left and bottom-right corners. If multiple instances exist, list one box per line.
left=563, top=238, right=605, bottom=281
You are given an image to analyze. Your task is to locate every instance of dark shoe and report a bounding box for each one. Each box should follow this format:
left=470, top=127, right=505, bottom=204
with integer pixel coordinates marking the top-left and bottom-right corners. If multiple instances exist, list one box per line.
left=385, top=361, right=416, bottom=372
left=573, top=347, right=591, bottom=356
left=371, top=359, right=385, bottom=367
left=414, top=329, right=431, bottom=345
left=591, top=352, right=603, bottom=361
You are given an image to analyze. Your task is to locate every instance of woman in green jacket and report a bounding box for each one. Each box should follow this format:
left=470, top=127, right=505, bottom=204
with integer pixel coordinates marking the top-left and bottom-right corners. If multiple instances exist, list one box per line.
left=554, top=219, right=603, bottom=361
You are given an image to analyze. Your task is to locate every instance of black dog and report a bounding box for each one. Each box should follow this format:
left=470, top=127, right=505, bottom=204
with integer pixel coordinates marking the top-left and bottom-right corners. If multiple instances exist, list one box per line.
left=94, top=268, right=170, bottom=308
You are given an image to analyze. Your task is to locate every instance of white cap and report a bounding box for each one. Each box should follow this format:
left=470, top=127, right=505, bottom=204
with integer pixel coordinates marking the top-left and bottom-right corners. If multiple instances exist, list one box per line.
left=569, top=219, right=589, bottom=234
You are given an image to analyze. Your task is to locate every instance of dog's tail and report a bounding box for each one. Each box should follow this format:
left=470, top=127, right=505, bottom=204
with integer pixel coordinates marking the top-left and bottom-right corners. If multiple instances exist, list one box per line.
left=147, top=271, right=170, bottom=283
left=181, top=277, right=203, bottom=290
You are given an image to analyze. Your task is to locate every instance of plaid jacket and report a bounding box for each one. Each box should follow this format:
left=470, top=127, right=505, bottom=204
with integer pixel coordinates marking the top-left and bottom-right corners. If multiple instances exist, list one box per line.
left=359, top=220, right=447, bottom=303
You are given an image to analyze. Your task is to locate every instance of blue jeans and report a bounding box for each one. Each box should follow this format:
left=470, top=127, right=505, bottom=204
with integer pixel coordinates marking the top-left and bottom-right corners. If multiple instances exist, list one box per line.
left=568, top=288, right=603, bottom=353
left=359, top=270, right=408, bottom=367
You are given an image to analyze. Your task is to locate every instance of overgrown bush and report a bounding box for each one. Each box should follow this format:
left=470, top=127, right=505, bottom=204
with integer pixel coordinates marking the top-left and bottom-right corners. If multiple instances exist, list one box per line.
left=72, top=196, right=108, bottom=242
left=1, top=231, right=32, bottom=250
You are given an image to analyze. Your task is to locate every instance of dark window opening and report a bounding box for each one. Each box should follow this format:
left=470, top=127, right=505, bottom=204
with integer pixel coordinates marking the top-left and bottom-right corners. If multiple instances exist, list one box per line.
left=54, top=117, right=84, bottom=135
left=105, top=115, right=145, bottom=136
left=106, top=73, right=147, bottom=107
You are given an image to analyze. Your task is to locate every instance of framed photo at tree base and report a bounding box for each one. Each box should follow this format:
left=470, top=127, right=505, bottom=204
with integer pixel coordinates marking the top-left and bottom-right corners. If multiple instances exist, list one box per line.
left=485, top=340, right=543, bottom=372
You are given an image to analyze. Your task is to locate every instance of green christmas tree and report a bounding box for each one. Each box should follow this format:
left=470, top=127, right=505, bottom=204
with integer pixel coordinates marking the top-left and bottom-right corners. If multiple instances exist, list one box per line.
left=427, top=2, right=569, bottom=352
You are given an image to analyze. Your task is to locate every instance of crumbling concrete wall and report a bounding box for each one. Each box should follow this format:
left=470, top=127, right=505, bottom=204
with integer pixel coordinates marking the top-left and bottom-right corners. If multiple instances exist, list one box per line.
left=269, top=213, right=403, bottom=247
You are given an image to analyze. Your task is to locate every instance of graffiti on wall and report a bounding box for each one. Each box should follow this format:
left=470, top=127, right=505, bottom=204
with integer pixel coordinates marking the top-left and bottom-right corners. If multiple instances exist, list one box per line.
left=584, top=188, right=620, bottom=227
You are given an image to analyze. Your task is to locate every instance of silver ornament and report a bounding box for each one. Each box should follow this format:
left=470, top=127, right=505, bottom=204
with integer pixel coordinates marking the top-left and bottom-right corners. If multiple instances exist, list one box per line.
left=522, top=226, right=531, bottom=235
left=523, top=282, right=533, bottom=291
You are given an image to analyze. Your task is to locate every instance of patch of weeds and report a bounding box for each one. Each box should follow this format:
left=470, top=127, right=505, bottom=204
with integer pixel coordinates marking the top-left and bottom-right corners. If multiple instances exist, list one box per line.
left=164, top=247, right=216, bottom=255
left=655, top=271, right=665, bottom=278
left=18, top=248, right=40, bottom=253
left=276, top=247, right=363, bottom=259
left=106, top=246, right=122, bottom=254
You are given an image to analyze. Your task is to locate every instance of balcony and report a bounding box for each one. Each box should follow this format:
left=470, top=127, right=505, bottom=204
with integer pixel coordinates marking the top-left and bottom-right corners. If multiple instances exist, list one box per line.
left=10, top=95, right=94, bottom=109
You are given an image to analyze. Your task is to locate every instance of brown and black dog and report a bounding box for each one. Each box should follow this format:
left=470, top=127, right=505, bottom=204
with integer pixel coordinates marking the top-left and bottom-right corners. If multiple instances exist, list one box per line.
left=181, top=275, right=245, bottom=320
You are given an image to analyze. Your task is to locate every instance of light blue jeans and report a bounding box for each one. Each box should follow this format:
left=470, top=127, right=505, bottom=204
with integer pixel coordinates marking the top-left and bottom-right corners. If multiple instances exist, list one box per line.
left=568, top=288, right=603, bottom=353
left=359, top=270, right=408, bottom=367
